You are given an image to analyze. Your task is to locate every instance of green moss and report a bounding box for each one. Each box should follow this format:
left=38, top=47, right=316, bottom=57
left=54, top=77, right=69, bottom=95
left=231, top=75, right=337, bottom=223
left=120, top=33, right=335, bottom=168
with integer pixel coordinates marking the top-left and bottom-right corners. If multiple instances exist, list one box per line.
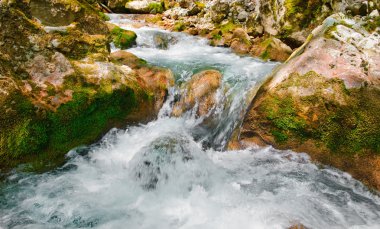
left=111, top=27, right=137, bottom=49
left=212, top=33, right=222, bottom=40
left=194, top=1, right=205, bottom=9
left=258, top=38, right=273, bottom=61
left=363, top=16, right=380, bottom=33
left=98, top=12, right=110, bottom=21
left=173, top=21, right=186, bottom=32
left=261, top=95, right=307, bottom=144
left=260, top=50, right=270, bottom=60
left=220, top=21, right=238, bottom=34
left=318, top=88, right=380, bottom=154
left=46, top=87, right=137, bottom=153
left=148, top=2, right=164, bottom=14
left=0, top=80, right=143, bottom=171
left=284, top=0, right=327, bottom=29
left=260, top=71, right=380, bottom=154
left=271, top=130, right=288, bottom=142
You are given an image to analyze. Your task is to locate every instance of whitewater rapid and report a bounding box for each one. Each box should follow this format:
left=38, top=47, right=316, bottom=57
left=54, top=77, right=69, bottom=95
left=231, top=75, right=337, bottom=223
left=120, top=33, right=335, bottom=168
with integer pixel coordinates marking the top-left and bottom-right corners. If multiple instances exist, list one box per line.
left=0, top=14, right=380, bottom=229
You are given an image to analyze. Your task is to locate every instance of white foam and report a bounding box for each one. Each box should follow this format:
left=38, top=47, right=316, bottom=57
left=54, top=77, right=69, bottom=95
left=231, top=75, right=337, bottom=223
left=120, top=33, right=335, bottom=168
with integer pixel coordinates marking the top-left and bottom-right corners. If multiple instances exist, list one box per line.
left=1, top=16, right=380, bottom=229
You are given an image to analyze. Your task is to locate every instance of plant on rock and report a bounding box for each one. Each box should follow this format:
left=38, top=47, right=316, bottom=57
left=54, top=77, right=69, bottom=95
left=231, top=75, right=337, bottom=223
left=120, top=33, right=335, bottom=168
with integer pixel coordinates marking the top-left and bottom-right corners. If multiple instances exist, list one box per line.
left=111, top=26, right=137, bottom=49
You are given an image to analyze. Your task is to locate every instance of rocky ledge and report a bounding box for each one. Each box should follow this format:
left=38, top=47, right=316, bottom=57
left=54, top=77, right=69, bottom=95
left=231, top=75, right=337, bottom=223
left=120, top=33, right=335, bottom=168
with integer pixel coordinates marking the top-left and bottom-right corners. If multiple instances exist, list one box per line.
left=105, top=0, right=379, bottom=62
left=0, top=0, right=173, bottom=172
left=236, top=14, right=380, bottom=190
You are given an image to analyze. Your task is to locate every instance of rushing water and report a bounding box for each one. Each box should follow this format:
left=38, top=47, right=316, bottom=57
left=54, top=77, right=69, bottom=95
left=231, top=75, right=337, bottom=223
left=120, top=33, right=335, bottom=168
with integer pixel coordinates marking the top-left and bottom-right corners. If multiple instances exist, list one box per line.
left=1, top=14, right=380, bottom=229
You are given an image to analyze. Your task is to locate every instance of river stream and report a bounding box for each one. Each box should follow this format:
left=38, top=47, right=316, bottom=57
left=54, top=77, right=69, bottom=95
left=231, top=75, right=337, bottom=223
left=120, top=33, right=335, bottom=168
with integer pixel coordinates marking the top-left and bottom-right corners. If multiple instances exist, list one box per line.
left=1, top=14, right=379, bottom=229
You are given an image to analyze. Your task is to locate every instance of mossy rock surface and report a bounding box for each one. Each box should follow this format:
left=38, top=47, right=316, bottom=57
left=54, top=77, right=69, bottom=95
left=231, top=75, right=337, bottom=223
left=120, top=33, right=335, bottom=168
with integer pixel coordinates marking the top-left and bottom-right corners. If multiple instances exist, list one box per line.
left=240, top=71, right=380, bottom=190
left=148, top=2, right=164, bottom=14
left=111, top=26, right=137, bottom=49
left=0, top=2, right=171, bottom=173
left=0, top=77, right=142, bottom=170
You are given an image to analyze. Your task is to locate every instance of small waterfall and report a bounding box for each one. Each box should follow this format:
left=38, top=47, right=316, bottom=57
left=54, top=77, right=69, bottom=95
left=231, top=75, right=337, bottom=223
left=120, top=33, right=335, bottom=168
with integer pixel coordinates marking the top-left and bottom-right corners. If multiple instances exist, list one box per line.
left=1, top=14, right=380, bottom=229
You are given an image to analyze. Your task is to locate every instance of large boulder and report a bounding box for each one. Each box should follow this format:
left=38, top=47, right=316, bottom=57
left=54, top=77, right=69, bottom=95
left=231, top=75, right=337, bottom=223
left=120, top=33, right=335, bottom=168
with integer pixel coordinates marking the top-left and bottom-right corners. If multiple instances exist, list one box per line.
left=0, top=2, right=173, bottom=171
left=237, top=14, right=380, bottom=190
left=108, top=24, right=137, bottom=49
left=172, top=70, right=222, bottom=117
left=110, top=50, right=175, bottom=112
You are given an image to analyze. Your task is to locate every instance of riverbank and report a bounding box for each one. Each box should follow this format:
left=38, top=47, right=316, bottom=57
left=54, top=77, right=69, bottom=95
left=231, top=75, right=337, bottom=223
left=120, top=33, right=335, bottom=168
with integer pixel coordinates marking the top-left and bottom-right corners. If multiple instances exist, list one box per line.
left=1, top=16, right=380, bottom=228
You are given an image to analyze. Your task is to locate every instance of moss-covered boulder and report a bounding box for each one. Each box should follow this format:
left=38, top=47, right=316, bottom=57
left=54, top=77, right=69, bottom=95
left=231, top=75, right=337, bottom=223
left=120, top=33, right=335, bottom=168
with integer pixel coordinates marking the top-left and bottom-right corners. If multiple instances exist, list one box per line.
left=0, top=2, right=173, bottom=172
left=110, top=25, right=137, bottom=49
left=238, top=14, right=380, bottom=190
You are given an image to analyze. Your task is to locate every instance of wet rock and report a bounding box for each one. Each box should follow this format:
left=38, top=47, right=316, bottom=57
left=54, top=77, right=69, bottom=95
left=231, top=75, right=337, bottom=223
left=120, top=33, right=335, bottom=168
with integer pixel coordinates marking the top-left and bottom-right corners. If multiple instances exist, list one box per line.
left=288, top=223, right=309, bottom=229
left=153, top=32, right=177, bottom=49
left=125, top=0, right=150, bottom=13
left=230, top=28, right=251, bottom=54
left=124, top=0, right=163, bottom=14
left=110, top=50, right=147, bottom=69
left=163, top=6, right=188, bottom=19
left=110, top=50, right=175, bottom=112
left=179, top=0, right=191, bottom=8
left=239, top=14, right=380, bottom=190
left=172, top=70, right=222, bottom=117
left=110, top=25, right=137, bottom=49
left=0, top=2, right=174, bottom=172
left=129, top=136, right=193, bottom=190
left=107, top=0, right=129, bottom=12
left=347, top=2, right=368, bottom=16
left=250, top=37, right=292, bottom=62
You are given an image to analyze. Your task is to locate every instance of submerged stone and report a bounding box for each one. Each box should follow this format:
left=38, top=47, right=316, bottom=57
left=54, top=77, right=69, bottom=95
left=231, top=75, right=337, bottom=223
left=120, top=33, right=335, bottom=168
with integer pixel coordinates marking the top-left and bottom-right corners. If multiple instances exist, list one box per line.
left=172, top=69, right=222, bottom=117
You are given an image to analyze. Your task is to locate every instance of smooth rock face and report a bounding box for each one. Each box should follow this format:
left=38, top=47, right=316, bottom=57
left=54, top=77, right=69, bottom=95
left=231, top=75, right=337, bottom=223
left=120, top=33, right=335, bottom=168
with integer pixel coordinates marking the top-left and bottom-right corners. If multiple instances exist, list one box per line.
left=172, top=70, right=222, bottom=117
left=124, top=0, right=163, bottom=14
left=238, top=15, right=380, bottom=190
left=268, top=15, right=380, bottom=89
left=29, top=0, right=80, bottom=26
left=125, top=0, right=150, bottom=13
left=26, top=52, right=75, bottom=87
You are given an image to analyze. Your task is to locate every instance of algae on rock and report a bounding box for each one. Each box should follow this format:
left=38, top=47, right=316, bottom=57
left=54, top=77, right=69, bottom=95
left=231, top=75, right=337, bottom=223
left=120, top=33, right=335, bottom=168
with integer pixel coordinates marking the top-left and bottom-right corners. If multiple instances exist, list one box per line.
left=0, top=1, right=173, bottom=172
left=238, top=14, right=380, bottom=190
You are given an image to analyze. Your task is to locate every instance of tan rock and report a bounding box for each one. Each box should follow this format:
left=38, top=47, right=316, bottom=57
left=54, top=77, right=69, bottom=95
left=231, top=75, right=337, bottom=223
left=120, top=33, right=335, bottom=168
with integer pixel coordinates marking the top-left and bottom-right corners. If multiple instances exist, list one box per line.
left=238, top=15, right=380, bottom=191
left=250, top=37, right=293, bottom=62
left=172, top=70, right=222, bottom=117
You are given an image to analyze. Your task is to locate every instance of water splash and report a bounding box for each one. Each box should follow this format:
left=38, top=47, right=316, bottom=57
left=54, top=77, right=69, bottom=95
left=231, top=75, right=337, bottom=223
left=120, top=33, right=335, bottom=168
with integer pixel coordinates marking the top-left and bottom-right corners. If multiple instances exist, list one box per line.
left=1, top=14, right=380, bottom=229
